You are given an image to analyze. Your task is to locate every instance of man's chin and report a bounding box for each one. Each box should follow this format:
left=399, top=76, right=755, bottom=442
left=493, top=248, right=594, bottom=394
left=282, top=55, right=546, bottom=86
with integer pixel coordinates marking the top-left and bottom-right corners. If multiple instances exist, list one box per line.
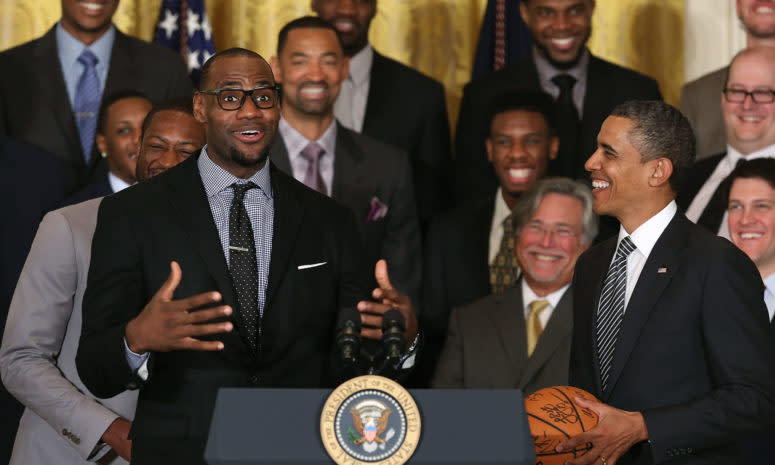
left=230, top=146, right=270, bottom=168
left=535, top=42, right=586, bottom=70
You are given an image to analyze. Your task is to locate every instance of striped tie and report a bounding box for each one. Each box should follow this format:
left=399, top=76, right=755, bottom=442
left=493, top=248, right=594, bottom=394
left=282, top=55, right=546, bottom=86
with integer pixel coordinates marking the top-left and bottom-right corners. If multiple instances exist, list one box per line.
left=596, top=236, right=636, bottom=392
left=74, top=49, right=101, bottom=163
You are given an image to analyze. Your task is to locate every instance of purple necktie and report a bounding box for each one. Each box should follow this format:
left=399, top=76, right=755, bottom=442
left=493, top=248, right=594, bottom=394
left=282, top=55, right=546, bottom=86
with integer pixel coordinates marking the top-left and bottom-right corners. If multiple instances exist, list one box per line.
left=74, top=50, right=101, bottom=163
left=300, top=142, right=327, bottom=194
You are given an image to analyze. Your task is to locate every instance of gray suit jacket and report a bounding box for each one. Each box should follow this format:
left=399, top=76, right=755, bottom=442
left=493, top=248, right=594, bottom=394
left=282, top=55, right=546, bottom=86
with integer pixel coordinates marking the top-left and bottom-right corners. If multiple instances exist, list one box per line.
left=271, top=122, right=422, bottom=303
left=0, top=198, right=136, bottom=465
left=680, top=67, right=727, bottom=161
left=432, top=282, right=572, bottom=395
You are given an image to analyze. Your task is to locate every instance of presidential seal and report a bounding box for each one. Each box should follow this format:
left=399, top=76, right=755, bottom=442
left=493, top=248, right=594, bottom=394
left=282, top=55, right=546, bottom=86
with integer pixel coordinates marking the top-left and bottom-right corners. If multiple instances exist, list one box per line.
left=320, top=375, right=421, bottom=465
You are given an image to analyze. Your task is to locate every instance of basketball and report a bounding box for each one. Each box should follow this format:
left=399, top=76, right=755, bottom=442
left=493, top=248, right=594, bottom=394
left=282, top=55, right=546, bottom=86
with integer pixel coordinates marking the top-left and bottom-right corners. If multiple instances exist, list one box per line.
left=524, top=386, right=599, bottom=465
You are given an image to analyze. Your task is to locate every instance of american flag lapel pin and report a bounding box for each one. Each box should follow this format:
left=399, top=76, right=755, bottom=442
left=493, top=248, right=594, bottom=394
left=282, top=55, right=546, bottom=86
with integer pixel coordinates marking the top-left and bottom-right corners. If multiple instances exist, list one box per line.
left=657, top=267, right=668, bottom=274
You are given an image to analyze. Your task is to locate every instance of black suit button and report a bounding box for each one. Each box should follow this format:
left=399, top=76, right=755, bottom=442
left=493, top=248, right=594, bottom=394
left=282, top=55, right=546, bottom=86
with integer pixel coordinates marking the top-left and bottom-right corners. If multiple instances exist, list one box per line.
left=249, top=374, right=260, bottom=385
left=687, top=448, right=694, bottom=454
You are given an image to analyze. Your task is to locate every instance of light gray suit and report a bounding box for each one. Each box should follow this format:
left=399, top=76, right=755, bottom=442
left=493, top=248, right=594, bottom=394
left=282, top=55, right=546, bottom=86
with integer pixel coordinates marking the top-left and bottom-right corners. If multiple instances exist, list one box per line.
left=680, top=67, right=727, bottom=161
left=0, top=198, right=136, bottom=465
left=432, top=282, right=573, bottom=395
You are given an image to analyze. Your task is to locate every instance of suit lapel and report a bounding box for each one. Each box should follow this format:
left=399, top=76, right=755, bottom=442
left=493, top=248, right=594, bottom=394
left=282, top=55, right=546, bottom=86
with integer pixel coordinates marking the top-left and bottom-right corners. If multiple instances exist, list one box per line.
left=489, top=286, right=528, bottom=386
left=362, top=52, right=391, bottom=135
left=264, top=165, right=305, bottom=311
left=520, top=287, right=574, bottom=389
left=269, top=137, right=293, bottom=175
left=605, top=213, right=687, bottom=399
left=33, top=27, right=83, bottom=167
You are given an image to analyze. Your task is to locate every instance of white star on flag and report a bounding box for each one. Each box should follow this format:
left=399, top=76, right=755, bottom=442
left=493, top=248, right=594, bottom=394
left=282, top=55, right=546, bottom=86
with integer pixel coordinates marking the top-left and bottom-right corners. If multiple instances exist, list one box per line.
left=187, top=9, right=202, bottom=37
left=157, top=9, right=179, bottom=39
left=201, top=50, right=214, bottom=65
left=187, top=50, right=202, bottom=72
left=201, top=13, right=213, bottom=41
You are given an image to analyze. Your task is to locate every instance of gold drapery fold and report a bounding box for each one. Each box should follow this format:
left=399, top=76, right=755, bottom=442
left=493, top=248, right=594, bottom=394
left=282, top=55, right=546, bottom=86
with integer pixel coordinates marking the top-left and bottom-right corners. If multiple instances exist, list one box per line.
left=0, top=0, right=683, bottom=128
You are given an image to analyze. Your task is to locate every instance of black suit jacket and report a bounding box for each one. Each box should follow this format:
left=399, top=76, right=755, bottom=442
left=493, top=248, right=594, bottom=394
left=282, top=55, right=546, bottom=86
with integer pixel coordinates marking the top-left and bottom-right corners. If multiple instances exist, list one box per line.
left=75, top=154, right=371, bottom=465
left=361, top=51, right=451, bottom=231
left=413, top=194, right=494, bottom=386
left=61, top=172, right=113, bottom=207
left=271, top=122, right=422, bottom=304
left=570, top=212, right=775, bottom=464
left=0, top=26, right=193, bottom=195
left=0, top=137, right=65, bottom=465
left=454, top=53, right=662, bottom=202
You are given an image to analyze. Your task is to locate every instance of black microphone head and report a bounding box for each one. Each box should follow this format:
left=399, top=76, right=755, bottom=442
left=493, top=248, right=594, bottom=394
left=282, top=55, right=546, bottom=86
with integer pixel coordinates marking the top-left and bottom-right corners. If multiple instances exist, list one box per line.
left=382, top=308, right=405, bottom=332
left=337, top=307, right=362, bottom=332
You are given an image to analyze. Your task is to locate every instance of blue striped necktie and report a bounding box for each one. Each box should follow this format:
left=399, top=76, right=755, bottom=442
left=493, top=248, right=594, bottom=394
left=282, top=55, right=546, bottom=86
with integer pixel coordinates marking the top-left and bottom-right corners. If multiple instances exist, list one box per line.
left=596, top=236, right=636, bottom=392
left=74, top=49, right=101, bottom=163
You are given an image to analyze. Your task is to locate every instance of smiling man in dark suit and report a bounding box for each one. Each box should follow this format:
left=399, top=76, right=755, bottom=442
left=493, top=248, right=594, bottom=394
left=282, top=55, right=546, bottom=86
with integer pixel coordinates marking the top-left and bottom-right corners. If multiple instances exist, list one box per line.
left=268, top=16, right=421, bottom=305
left=75, top=48, right=418, bottom=465
left=454, top=0, right=661, bottom=203
left=433, top=177, right=596, bottom=393
left=560, top=100, right=775, bottom=465
left=311, top=0, right=451, bottom=233
left=0, top=0, right=193, bottom=195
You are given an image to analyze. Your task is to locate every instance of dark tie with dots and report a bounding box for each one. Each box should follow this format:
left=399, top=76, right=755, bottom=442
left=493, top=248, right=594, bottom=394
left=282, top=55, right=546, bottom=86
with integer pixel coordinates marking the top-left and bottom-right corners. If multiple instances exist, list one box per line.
left=489, top=213, right=520, bottom=293
left=551, top=74, right=580, bottom=178
left=229, top=182, right=259, bottom=351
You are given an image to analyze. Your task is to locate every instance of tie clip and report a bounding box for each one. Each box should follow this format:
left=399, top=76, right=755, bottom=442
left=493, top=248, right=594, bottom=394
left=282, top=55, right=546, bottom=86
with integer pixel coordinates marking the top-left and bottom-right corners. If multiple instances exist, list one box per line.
left=74, top=112, right=95, bottom=118
left=229, top=245, right=249, bottom=252
left=657, top=267, right=667, bottom=274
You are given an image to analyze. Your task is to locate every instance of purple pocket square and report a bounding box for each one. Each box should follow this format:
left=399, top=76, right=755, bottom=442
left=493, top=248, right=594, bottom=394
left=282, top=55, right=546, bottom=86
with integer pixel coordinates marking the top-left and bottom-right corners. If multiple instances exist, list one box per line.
left=365, top=196, right=389, bottom=223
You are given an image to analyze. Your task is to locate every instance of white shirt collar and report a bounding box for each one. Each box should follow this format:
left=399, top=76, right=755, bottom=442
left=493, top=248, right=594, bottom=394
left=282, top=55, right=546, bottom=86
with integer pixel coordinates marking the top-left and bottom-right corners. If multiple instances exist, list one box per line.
left=764, top=273, right=775, bottom=322
left=619, top=200, right=677, bottom=260
left=348, top=43, right=374, bottom=86
left=107, top=171, right=132, bottom=193
left=521, top=278, right=570, bottom=310
left=724, top=143, right=775, bottom=170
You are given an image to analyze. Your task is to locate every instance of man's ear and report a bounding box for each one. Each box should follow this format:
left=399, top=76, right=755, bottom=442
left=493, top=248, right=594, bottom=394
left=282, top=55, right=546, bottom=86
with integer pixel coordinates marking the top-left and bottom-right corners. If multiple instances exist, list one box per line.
left=485, top=138, right=494, bottom=163
left=648, top=157, right=673, bottom=188
left=548, top=135, right=559, bottom=160
left=96, top=132, right=107, bottom=156
left=193, top=92, right=207, bottom=124
left=269, top=56, right=282, bottom=83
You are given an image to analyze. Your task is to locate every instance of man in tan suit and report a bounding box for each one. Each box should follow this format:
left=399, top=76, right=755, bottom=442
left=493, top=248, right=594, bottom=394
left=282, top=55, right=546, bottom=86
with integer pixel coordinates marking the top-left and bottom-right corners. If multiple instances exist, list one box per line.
left=681, top=0, right=775, bottom=159
left=432, top=177, right=597, bottom=393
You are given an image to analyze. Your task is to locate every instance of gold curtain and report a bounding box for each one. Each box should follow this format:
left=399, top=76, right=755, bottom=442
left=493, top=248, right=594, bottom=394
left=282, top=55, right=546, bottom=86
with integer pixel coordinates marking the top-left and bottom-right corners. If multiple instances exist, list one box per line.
left=0, top=0, right=683, bottom=128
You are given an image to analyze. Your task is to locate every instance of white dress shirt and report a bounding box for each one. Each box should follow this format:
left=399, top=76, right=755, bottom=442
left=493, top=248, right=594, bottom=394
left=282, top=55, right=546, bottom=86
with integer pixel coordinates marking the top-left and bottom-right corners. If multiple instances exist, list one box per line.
left=615, top=201, right=677, bottom=309
left=521, top=279, right=570, bottom=329
left=107, top=171, right=131, bottom=194
left=764, top=273, right=775, bottom=323
left=278, top=117, right=337, bottom=196
left=488, top=187, right=513, bottom=264
left=334, top=44, right=373, bottom=132
left=685, top=143, right=775, bottom=239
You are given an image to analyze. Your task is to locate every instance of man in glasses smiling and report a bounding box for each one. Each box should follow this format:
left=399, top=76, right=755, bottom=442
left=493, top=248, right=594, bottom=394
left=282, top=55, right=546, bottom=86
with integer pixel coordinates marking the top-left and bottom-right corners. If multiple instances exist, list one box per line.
left=678, top=46, right=775, bottom=238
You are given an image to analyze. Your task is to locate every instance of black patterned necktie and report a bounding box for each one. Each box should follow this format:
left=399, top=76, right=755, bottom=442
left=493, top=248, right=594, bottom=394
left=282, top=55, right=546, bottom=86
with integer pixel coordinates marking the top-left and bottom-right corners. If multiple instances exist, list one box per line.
left=551, top=74, right=580, bottom=178
left=490, top=213, right=520, bottom=293
left=229, top=182, right=259, bottom=351
left=596, top=236, right=636, bottom=392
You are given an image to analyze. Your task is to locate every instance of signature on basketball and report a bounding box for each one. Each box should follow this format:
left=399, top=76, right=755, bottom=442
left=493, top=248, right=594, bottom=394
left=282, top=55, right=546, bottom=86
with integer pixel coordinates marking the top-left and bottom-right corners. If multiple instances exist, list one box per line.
left=540, top=393, right=596, bottom=425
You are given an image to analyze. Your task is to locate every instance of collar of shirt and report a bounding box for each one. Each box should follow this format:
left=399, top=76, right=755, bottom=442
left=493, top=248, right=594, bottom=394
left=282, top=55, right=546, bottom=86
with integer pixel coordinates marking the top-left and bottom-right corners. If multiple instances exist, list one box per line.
left=278, top=117, right=338, bottom=159
left=197, top=146, right=273, bottom=199
left=764, top=273, right=775, bottom=322
left=489, top=187, right=514, bottom=264
left=56, top=22, right=115, bottom=103
left=619, top=200, right=677, bottom=259
left=348, top=43, right=374, bottom=87
left=724, top=143, right=775, bottom=171
left=521, top=278, right=570, bottom=313
left=107, top=171, right=132, bottom=193
left=533, top=47, right=589, bottom=116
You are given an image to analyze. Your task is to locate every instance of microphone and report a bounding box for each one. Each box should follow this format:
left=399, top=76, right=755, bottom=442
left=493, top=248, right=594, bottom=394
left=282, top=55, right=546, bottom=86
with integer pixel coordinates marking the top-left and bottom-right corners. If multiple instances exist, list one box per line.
left=381, top=309, right=406, bottom=365
left=336, top=307, right=361, bottom=364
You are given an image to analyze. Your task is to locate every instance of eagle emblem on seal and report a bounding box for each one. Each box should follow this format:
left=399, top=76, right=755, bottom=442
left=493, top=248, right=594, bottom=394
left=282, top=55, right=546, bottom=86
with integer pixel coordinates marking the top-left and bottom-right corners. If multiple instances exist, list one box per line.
left=348, top=399, right=395, bottom=451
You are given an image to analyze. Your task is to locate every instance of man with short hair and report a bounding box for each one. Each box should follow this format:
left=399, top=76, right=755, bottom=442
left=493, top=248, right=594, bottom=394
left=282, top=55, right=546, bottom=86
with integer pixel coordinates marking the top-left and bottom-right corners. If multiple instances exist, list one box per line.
left=433, top=177, right=596, bottom=393
left=454, top=0, right=661, bottom=202
left=75, top=48, right=418, bottom=465
left=561, top=100, right=775, bottom=465
left=417, top=89, right=557, bottom=386
left=0, top=99, right=206, bottom=465
left=269, top=16, right=422, bottom=304
left=681, top=0, right=775, bottom=159
left=311, top=0, right=451, bottom=232
left=0, top=0, right=193, bottom=195
left=678, top=46, right=775, bottom=238
left=724, top=157, right=775, bottom=464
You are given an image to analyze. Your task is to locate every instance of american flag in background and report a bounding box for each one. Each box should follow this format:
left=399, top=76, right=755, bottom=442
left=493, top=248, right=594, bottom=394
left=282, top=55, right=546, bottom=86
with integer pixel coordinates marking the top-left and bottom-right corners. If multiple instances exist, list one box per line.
left=153, top=0, right=216, bottom=86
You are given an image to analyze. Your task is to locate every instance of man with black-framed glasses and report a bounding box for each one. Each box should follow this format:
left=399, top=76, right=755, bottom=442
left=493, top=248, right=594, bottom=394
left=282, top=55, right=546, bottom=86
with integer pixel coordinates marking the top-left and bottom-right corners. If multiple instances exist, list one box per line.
left=678, top=46, right=775, bottom=238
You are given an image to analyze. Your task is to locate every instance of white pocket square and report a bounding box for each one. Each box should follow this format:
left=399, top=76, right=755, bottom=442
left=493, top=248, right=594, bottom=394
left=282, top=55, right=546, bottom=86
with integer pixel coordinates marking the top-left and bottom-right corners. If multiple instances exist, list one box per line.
left=297, top=262, right=327, bottom=270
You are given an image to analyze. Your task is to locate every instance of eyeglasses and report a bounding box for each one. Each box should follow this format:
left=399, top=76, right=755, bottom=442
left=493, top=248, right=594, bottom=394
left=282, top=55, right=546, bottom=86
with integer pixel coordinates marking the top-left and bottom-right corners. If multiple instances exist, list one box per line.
left=723, top=88, right=775, bottom=104
left=198, top=85, right=281, bottom=111
left=522, top=221, right=579, bottom=240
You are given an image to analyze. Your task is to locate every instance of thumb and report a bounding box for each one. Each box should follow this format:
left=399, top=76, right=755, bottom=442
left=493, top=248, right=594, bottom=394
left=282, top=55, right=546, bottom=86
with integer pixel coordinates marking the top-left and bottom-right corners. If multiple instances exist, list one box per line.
left=574, top=396, right=601, bottom=414
left=374, top=259, right=394, bottom=291
left=156, top=261, right=182, bottom=301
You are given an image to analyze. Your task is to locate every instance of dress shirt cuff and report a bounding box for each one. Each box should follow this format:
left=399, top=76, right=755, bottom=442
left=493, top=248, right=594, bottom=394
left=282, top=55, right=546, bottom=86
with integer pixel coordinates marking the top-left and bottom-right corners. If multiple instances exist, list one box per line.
left=399, top=330, right=421, bottom=369
left=123, top=337, right=150, bottom=380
